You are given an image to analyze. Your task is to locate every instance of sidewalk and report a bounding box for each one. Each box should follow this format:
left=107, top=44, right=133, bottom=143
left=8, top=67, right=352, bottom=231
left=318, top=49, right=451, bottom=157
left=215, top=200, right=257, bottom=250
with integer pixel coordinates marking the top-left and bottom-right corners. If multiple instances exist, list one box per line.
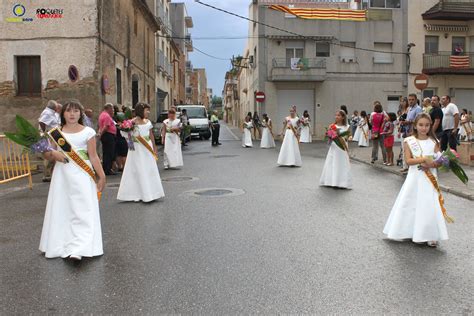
left=349, top=142, right=474, bottom=201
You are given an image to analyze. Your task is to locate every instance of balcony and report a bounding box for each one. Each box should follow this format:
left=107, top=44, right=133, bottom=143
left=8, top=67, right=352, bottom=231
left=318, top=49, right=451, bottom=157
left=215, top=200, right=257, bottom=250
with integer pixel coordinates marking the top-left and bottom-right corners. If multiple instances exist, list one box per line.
left=185, top=34, right=193, bottom=52
left=185, top=16, right=193, bottom=28
left=423, top=52, right=474, bottom=75
left=186, top=61, right=193, bottom=72
left=270, top=58, right=326, bottom=81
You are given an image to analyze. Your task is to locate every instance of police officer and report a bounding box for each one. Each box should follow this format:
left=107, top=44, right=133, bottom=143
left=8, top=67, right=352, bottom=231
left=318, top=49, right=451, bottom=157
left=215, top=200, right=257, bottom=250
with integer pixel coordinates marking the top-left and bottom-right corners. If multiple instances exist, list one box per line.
left=210, top=110, right=221, bottom=146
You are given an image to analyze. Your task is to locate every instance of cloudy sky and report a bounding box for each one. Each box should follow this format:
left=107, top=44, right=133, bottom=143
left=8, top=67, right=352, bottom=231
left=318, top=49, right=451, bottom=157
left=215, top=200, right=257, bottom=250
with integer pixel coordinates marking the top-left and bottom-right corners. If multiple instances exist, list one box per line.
left=184, top=0, right=249, bottom=97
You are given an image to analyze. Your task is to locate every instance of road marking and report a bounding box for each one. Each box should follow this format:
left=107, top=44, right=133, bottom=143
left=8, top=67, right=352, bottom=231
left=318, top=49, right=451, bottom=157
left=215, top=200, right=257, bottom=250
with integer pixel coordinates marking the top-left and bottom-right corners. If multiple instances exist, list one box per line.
left=223, top=124, right=239, bottom=141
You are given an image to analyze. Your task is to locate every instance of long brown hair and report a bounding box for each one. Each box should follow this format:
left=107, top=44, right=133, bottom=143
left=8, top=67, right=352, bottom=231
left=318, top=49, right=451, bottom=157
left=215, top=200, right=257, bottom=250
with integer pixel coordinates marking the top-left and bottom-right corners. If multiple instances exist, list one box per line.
left=412, top=113, right=439, bottom=145
left=335, top=110, right=347, bottom=125
left=134, top=102, right=151, bottom=119
left=60, top=99, right=84, bottom=126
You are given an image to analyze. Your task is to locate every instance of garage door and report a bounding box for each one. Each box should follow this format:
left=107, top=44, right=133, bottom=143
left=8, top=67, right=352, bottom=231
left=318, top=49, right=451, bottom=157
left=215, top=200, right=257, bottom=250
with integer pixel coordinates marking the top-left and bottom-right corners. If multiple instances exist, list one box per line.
left=455, top=89, right=474, bottom=113
left=276, top=90, right=314, bottom=125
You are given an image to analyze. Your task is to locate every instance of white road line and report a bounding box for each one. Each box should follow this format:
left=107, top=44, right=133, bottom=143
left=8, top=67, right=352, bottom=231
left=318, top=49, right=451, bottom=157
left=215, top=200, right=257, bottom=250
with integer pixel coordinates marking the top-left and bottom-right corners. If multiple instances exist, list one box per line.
left=223, top=124, right=239, bottom=141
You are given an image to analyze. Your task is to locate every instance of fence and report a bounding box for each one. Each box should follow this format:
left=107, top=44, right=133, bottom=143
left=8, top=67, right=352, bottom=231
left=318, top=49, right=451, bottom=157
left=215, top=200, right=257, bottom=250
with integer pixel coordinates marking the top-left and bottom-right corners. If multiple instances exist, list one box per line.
left=0, top=135, right=33, bottom=189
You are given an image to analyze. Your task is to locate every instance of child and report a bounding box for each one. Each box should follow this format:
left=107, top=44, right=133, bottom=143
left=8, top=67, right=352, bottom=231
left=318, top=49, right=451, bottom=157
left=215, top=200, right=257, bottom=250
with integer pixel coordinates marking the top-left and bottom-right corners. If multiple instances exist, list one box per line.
left=277, top=106, right=302, bottom=167
left=319, top=110, right=352, bottom=189
left=357, top=111, right=369, bottom=147
left=381, top=112, right=397, bottom=166
left=242, top=115, right=253, bottom=148
left=383, top=113, right=449, bottom=247
left=299, top=110, right=312, bottom=143
left=260, top=113, right=275, bottom=148
left=162, top=108, right=184, bottom=169
left=40, top=100, right=106, bottom=261
left=117, top=103, right=165, bottom=202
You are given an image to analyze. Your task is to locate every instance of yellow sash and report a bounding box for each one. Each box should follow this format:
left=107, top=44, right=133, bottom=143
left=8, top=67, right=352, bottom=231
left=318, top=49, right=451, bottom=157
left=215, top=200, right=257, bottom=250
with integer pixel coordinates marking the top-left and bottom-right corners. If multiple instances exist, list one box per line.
left=405, top=136, right=454, bottom=223
left=136, top=135, right=158, bottom=161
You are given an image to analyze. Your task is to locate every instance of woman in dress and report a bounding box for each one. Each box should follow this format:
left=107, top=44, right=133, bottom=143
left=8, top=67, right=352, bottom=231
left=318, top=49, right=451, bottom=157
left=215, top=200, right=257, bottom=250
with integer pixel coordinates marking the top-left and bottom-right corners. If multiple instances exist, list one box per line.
left=277, top=106, right=302, bottom=167
left=357, top=111, right=370, bottom=147
left=117, top=103, right=165, bottom=202
left=383, top=113, right=449, bottom=247
left=242, top=115, right=254, bottom=148
left=459, top=109, right=472, bottom=142
left=350, top=110, right=360, bottom=141
left=162, top=108, right=183, bottom=169
left=40, top=100, right=106, bottom=261
left=320, top=110, right=352, bottom=189
left=299, top=110, right=312, bottom=143
left=260, top=113, right=275, bottom=148
left=252, top=111, right=262, bottom=140
left=114, top=108, right=128, bottom=171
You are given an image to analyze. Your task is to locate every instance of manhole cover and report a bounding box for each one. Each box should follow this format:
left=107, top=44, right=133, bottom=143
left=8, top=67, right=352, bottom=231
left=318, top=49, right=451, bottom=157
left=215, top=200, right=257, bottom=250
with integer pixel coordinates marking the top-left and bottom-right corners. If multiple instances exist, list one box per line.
left=213, top=155, right=239, bottom=158
left=162, top=176, right=198, bottom=182
left=107, top=183, right=121, bottom=188
left=187, top=188, right=245, bottom=198
left=184, top=151, right=211, bottom=156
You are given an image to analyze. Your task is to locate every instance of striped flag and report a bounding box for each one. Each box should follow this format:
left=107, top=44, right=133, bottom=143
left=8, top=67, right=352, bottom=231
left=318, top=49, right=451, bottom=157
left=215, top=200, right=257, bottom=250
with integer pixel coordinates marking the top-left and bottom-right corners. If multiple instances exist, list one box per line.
left=450, top=55, right=470, bottom=68
left=269, top=5, right=367, bottom=22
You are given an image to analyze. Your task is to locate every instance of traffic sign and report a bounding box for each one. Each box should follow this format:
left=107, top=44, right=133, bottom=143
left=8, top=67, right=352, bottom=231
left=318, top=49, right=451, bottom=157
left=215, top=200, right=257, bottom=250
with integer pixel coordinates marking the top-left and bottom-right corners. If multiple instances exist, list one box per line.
left=414, top=74, right=429, bottom=90
left=255, top=91, right=265, bottom=102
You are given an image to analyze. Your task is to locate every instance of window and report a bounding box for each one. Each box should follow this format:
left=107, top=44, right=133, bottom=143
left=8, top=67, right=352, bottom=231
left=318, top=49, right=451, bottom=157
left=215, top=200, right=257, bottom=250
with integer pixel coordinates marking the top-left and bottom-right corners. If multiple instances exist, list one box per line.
left=285, top=4, right=296, bottom=18
left=116, top=68, right=122, bottom=104
left=373, top=43, right=393, bottom=63
left=286, top=41, right=304, bottom=66
left=423, top=89, right=436, bottom=99
left=16, top=56, right=41, bottom=96
left=452, top=37, right=466, bottom=55
left=254, top=46, right=257, bottom=68
left=134, top=10, right=137, bottom=35
left=425, top=36, right=439, bottom=54
left=370, top=0, right=400, bottom=8
left=316, top=42, right=330, bottom=57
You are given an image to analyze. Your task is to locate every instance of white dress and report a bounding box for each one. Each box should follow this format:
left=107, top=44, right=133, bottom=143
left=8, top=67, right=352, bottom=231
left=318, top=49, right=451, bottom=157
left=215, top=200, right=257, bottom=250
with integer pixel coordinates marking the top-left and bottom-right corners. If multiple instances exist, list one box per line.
left=277, top=117, right=302, bottom=166
left=242, top=122, right=253, bottom=147
left=300, top=118, right=312, bottom=143
left=39, top=127, right=103, bottom=258
left=352, top=123, right=361, bottom=142
left=117, top=121, right=165, bottom=202
left=319, top=125, right=352, bottom=189
left=260, top=120, right=275, bottom=148
left=383, top=138, right=448, bottom=242
left=358, top=121, right=369, bottom=147
left=163, top=119, right=183, bottom=168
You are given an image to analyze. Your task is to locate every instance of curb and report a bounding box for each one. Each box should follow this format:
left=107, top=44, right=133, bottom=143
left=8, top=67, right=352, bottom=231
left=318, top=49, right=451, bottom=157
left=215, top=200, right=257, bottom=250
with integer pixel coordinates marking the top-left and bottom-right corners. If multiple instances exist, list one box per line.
left=350, top=156, right=474, bottom=201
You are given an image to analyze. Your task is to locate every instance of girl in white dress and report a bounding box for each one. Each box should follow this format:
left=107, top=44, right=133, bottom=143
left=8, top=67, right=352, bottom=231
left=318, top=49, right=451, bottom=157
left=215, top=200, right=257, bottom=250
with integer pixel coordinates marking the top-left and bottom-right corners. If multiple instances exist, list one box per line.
left=162, top=108, right=184, bottom=169
left=117, top=103, right=165, bottom=202
left=277, top=106, right=302, bottom=167
left=40, top=100, right=106, bottom=261
left=260, top=113, right=275, bottom=148
left=299, top=110, right=312, bottom=143
left=319, top=110, right=352, bottom=189
left=383, top=113, right=449, bottom=247
left=357, top=111, right=370, bottom=147
left=242, top=115, right=253, bottom=148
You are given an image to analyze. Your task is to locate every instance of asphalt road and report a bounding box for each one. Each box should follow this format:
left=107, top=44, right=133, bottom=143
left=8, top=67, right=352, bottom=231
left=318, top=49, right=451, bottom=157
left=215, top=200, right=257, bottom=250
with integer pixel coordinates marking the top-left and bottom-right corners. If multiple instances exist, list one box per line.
left=1, top=124, right=473, bottom=314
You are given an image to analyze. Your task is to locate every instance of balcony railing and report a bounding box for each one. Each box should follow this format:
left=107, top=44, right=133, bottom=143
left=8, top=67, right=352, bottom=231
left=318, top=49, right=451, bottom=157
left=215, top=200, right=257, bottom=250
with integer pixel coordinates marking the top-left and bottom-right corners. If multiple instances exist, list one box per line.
left=423, top=52, right=474, bottom=75
left=270, top=58, right=327, bottom=81
left=272, top=58, right=326, bottom=69
left=157, top=50, right=165, bottom=72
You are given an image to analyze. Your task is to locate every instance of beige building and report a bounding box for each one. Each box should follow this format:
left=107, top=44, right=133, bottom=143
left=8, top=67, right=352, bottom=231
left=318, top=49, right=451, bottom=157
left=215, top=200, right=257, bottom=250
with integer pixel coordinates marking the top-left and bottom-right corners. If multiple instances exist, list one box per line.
left=237, top=0, right=410, bottom=138
left=155, top=0, right=173, bottom=113
left=0, top=0, right=159, bottom=131
left=408, top=0, right=474, bottom=113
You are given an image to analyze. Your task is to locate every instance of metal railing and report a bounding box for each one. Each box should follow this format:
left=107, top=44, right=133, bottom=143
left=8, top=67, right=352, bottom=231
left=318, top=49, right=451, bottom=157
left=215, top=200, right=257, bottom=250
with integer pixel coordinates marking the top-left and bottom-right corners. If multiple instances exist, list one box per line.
left=157, top=50, right=166, bottom=72
left=272, top=58, right=327, bottom=69
left=423, top=52, right=474, bottom=70
left=0, top=135, right=32, bottom=189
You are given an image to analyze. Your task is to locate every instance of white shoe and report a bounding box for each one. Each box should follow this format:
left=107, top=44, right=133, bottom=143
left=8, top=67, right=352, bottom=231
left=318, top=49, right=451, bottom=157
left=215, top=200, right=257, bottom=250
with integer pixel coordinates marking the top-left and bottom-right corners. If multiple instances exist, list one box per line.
left=69, top=255, right=82, bottom=261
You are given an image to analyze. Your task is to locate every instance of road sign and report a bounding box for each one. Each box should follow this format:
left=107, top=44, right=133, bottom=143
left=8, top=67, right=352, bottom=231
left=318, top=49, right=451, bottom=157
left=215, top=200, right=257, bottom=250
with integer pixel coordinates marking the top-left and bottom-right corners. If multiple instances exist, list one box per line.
left=414, top=74, right=429, bottom=90
left=255, top=91, right=265, bottom=102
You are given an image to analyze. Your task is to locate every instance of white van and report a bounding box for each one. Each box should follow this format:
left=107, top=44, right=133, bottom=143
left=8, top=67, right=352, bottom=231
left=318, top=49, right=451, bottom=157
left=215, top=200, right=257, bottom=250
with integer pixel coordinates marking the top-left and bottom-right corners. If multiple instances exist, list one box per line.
left=177, top=105, right=211, bottom=140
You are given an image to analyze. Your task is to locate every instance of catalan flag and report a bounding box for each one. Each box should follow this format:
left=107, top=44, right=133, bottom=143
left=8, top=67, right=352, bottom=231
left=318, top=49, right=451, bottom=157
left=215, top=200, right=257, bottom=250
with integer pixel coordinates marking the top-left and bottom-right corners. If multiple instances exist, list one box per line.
left=449, top=55, right=470, bottom=68
left=269, top=5, right=367, bottom=22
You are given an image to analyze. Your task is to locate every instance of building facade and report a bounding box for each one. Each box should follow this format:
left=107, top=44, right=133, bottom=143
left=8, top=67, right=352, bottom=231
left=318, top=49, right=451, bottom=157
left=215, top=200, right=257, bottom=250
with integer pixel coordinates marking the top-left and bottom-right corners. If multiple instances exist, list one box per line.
left=237, top=0, right=409, bottom=138
left=0, top=0, right=159, bottom=131
left=408, top=0, right=474, bottom=114
left=155, top=0, right=173, bottom=113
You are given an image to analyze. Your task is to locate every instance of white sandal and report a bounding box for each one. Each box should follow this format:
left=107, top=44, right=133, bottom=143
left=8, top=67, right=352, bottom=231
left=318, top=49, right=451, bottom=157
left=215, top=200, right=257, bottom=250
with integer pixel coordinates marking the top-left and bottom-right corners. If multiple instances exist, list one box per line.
left=427, top=241, right=438, bottom=248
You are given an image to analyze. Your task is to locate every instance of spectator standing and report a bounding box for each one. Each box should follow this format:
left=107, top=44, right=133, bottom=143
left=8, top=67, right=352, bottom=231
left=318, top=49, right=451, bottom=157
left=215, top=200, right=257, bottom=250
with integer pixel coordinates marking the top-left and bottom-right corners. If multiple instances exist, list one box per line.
left=440, top=95, right=460, bottom=151
left=422, top=97, right=432, bottom=114
left=180, top=109, right=189, bottom=146
left=210, top=110, right=221, bottom=146
left=370, top=101, right=387, bottom=164
left=253, top=112, right=262, bottom=140
left=83, top=108, right=95, bottom=129
left=429, top=95, right=443, bottom=140
left=98, top=103, right=117, bottom=175
left=38, top=100, right=62, bottom=182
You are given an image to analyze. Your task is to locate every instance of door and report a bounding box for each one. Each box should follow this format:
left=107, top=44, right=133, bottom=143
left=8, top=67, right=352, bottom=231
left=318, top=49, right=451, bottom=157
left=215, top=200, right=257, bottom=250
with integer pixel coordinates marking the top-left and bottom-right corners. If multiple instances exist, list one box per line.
left=132, top=79, right=139, bottom=107
left=454, top=89, right=474, bottom=114
left=277, top=89, right=314, bottom=130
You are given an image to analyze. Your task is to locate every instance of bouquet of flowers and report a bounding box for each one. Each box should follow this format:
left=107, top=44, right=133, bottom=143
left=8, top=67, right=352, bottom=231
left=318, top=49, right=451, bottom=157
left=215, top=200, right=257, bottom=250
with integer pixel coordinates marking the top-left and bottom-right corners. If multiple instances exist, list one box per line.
left=118, top=119, right=136, bottom=150
left=166, top=122, right=182, bottom=134
left=433, top=149, right=469, bottom=184
left=4, top=115, right=53, bottom=153
left=300, top=117, right=310, bottom=127
left=325, top=124, right=350, bottom=151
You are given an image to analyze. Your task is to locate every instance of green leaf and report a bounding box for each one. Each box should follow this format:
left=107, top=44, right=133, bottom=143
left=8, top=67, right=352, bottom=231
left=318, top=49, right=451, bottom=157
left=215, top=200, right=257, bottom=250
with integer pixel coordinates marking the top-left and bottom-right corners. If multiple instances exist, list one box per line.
left=15, top=115, right=40, bottom=141
left=4, top=132, right=33, bottom=147
left=124, top=108, right=133, bottom=120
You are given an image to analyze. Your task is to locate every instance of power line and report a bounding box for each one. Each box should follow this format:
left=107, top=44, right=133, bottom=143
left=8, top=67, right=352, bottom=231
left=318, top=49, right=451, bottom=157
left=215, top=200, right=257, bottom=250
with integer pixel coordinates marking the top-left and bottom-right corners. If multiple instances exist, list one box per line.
left=194, top=0, right=408, bottom=55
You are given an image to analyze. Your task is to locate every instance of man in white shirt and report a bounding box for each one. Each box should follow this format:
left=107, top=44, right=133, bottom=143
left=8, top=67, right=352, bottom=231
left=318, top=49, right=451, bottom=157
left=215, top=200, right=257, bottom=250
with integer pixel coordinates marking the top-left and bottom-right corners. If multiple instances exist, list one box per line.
left=38, top=100, right=62, bottom=182
left=440, top=95, right=460, bottom=151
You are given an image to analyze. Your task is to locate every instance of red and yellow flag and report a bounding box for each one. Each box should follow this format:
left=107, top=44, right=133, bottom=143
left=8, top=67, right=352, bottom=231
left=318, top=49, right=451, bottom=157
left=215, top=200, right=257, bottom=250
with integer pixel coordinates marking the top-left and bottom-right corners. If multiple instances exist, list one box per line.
left=269, top=5, right=367, bottom=22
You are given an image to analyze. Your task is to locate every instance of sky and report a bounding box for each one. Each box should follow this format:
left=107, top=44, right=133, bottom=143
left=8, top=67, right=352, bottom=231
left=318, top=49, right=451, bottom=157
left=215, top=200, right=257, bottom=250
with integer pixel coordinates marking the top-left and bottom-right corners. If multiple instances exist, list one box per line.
left=183, top=0, right=249, bottom=97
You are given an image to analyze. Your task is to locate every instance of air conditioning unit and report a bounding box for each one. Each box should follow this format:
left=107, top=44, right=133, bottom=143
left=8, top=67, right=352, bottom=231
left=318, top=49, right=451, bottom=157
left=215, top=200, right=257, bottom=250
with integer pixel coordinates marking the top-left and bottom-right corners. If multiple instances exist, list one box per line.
left=248, top=55, right=255, bottom=68
left=340, top=56, right=356, bottom=63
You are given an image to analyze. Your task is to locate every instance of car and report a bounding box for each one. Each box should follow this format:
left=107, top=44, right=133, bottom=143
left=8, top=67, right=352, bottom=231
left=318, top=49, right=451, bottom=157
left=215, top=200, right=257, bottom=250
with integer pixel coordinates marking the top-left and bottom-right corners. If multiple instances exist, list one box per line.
left=176, top=105, right=211, bottom=140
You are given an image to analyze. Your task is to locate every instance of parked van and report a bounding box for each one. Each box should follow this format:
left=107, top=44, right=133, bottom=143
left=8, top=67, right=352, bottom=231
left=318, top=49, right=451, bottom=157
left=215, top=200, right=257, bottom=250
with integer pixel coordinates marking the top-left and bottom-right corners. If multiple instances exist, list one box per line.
left=177, top=105, right=211, bottom=140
